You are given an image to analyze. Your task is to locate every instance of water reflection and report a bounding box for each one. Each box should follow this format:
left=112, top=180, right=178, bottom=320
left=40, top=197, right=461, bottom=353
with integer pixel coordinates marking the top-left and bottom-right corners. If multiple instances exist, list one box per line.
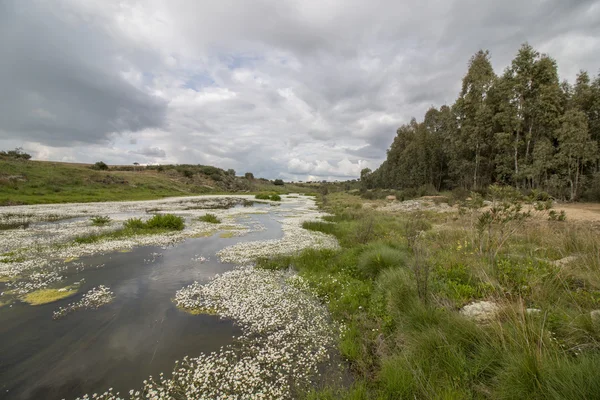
left=0, top=211, right=283, bottom=400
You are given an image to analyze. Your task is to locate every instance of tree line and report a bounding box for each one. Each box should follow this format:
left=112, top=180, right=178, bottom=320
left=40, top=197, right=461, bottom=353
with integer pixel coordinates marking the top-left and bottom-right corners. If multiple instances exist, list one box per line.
left=362, top=44, right=600, bottom=201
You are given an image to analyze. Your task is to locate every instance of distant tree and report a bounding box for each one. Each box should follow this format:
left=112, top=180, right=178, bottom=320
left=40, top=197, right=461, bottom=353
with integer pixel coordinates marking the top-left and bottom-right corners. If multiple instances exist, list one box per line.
left=92, top=161, right=109, bottom=171
left=274, top=179, right=285, bottom=186
left=0, top=147, right=31, bottom=160
left=554, top=110, right=597, bottom=200
left=182, top=169, right=194, bottom=178
left=245, top=172, right=255, bottom=180
left=133, top=162, right=139, bottom=172
left=227, top=169, right=236, bottom=176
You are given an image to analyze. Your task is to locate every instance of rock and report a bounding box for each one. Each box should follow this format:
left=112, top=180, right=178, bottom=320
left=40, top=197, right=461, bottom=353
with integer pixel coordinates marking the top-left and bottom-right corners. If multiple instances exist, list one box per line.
left=386, top=195, right=396, bottom=201
left=526, top=308, right=542, bottom=315
left=460, top=301, right=499, bottom=323
left=551, top=255, right=578, bottom=267
left=591, top=310, right=600, bottom=325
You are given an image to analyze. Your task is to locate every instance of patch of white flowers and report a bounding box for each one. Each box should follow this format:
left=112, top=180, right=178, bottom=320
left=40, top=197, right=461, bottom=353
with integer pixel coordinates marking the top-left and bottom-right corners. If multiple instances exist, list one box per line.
left=53, top=285, right=114, bottom=319
left=217, top=215, right=338, bottom=264
left=75, top=267, right=341, bottom=400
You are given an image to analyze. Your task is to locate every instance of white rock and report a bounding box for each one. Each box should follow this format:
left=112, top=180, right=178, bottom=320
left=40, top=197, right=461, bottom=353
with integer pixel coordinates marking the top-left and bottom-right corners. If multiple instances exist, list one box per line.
left=460, top=301, right=499, bottom=323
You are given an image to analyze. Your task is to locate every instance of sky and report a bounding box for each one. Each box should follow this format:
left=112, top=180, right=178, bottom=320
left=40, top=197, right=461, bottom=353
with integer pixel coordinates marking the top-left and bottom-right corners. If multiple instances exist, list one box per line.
left=1, top=0, right=599, bottom=181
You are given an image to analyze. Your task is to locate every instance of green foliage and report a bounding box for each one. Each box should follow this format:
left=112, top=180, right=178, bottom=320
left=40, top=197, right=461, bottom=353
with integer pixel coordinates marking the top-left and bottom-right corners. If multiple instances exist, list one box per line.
left=123, top=217, right=146, bottom=230
left=366, top=43, right=600, bottom=200
left=0, top=147, right=31, bottom=160
left=357, top=243, right=410, bottom=279
left=273, top=179, right=285, bottom=186
left=90, top=215, right=111, bottom=226
left=144, top=214, right=185, bottom=230
left=255, top=193, right=281, bottom=201
left=197, top=213, right=221, bottom=224
left=91, top=161, right=109, bottom=171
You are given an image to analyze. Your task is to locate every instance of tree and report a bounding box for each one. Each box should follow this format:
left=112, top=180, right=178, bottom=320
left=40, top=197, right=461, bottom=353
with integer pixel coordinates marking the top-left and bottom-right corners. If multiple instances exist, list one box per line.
left=554, top=110, right=597, bottom=200
left=244, top=172, right=255, bottom=180
left=453, top=50, right=496, bottom=189
left=273, top=179, right=285, bottom=186
left=0, top=147, right=31, bottom=160
left=92, top=161, right=109, bottom=171
left=227, top=169, right=236, bottom=176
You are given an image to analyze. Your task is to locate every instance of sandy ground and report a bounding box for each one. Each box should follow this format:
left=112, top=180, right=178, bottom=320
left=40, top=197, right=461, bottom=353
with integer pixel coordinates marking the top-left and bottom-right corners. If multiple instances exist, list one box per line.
left=553, top=202, right=600, bottom=223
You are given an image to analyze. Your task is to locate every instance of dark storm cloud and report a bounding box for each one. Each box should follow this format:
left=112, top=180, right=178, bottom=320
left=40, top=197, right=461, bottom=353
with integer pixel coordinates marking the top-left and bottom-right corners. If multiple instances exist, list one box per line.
left=0, top=1, right=166, bottom=146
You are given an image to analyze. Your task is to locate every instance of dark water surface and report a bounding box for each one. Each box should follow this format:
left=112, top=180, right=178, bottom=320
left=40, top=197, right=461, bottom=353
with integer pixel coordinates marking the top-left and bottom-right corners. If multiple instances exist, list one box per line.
left=0, top=209, right=283, bottom=400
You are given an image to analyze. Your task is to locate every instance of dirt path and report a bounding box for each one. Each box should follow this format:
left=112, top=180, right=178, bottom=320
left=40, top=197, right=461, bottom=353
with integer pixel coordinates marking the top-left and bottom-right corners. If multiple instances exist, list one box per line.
left=553, top=202, right=600, bottom=223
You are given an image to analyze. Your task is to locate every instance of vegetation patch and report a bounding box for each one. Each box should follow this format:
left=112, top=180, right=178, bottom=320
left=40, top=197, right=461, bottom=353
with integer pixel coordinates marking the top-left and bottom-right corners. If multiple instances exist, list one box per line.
left=21, top=286, right=78, bottom=305
left=197, top=213, right=221, bottom=224
left=90, top=215, right=111, bottom=226
left=75, top=214, right=185, bottom=244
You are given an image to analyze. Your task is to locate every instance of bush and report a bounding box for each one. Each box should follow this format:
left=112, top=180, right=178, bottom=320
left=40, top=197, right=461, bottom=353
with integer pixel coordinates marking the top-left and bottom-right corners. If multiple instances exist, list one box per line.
left=145, top=214, right=185, bottom=230
left=124, top=217, right=146, bottom=230
left=90, top=216, right=111, bottom=226
left=0, top=147, right=31, bottom=160
left=255, top=193, right=271, bottom=200
left=357, top=243, right=411, bottom=279
left=123, top=214, right=184, bottom=231
left=245, top=172, right=255, bottom=180
left=198, top=213, right=221, bottom=224
left=270, top=194, right=281, bottom=201
left=274, top=179, right=285, bottom=186
left=91, top=161, right=109, bottom=171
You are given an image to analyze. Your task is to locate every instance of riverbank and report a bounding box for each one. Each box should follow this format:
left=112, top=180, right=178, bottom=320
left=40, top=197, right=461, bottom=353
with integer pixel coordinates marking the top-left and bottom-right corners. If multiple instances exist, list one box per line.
left=259, top=191, right=600, bottom=399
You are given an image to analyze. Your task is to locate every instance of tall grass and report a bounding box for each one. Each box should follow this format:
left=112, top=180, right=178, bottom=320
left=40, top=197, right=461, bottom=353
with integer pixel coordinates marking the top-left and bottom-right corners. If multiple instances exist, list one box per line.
left=258, top=192, right=600, bottom=398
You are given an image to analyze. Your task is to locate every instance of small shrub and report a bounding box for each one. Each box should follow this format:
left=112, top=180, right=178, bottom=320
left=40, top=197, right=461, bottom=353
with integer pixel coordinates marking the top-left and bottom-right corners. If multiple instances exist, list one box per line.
left=303, top=221, right=336, bottom=235
left=91, top=161, right=109, bottom=171
left=357, top=244, right=410, bottom=279
left=198, top=213, right=221, bottom=224
left=145, top=214, right=185, bottom=230
left=90, top=216, right=111, bottom=226
left=124, top=217, right=146, bottom=230
left=548, top=210, right=567, bottom=221
left=270, top=194, right=281, bottom=201
left=255, top=193, right=271, bottom=200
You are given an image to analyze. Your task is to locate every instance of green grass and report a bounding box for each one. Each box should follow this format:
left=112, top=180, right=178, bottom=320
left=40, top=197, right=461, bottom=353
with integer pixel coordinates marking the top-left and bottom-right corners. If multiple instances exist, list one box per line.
left=0, top=159, right=313, bottom=205
left=75, top=214, right=184, bottom=244
left=258, top=191, right=600, bottom=399
left=21, top=286, right=78, bottom=305
left=90, top=215, right=111, bottom=226
left=197, top=213, right=221, bottom=224
left=255, top=192, right=282, bottom=201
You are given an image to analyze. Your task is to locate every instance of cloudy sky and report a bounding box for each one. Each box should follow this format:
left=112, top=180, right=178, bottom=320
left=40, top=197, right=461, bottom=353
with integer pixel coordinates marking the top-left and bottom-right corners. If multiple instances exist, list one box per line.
left=1, top=0, right=599, bottom=180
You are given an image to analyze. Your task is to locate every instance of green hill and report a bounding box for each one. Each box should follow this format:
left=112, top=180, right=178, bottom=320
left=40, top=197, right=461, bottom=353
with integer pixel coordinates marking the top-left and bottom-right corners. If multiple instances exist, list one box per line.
left=0, top=159, right=296, bottom=205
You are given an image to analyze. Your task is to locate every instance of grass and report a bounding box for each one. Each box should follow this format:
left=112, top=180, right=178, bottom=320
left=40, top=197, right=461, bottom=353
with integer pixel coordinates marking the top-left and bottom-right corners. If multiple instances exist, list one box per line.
left=257, top=191, right=600, bottom=399
left=21, top=286, right=78, bottom=305
left=0, top=159, right=314, bottom=205
left=255, top=193, right=282, bottom=201
left=197, top=213, right=221, bottom=224
left=90, top=215, right=111, bottom=226
left=74, top=214, right=185, bottom=244
left=177, top=305, right=219, bottom=315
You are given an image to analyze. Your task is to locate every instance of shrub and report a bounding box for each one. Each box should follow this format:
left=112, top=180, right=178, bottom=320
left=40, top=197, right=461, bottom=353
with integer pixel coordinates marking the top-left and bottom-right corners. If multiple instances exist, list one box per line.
left=0, top=147, right=31, bottom=160
left=124, top=217, right=146, bottom=230
left=245, top=172, right=255, bottom=180
left=274, top=179, right=285, bottom=186
left=145, top=214, right=185, bottom=230
left=255, top=193, right=271, bottom=200
left=91, top=161, right=109, bottom=171
left=198, top=213, right=221, bottom=224
left=270, top=194, right=281, bottom=201
left=357, top=243, right=410, bottom=279
left=90, top=216, right=111, bottom=226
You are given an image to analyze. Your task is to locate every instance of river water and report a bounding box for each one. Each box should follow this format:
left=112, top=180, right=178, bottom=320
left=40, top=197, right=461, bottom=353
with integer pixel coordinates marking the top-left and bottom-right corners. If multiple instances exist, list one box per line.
left=0, top=205, right=283, bottom=400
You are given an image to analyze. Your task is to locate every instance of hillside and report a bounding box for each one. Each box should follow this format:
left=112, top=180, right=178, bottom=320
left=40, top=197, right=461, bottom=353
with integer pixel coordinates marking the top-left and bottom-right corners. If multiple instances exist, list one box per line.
left=0, top=159, right=298, bottom=205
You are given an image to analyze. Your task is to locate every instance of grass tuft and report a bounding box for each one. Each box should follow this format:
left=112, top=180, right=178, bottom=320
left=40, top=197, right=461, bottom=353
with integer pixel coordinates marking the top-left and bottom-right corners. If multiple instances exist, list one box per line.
left=197, top=213, right=221, bottom=224
left=21, top=286, right=78, bottom=305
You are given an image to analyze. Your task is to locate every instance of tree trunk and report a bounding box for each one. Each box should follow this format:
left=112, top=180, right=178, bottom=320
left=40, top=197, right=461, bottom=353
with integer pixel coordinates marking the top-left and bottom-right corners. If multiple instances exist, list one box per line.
left=474, top=143, right=480, bottom=190
left=514, top=130, right=519, bottom=187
